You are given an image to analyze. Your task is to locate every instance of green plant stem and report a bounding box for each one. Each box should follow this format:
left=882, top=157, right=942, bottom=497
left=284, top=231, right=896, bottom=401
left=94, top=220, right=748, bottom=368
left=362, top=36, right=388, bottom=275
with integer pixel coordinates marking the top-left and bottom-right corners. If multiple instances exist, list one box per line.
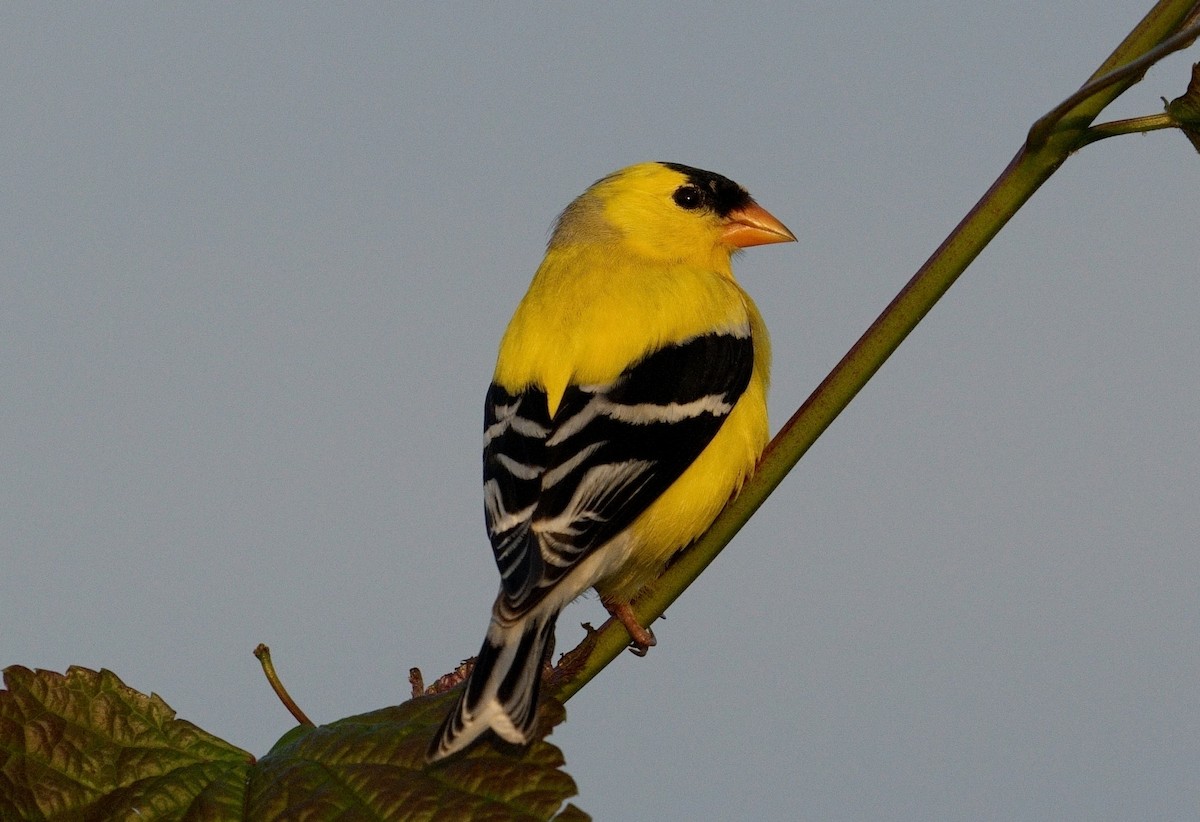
left=1081, top=112, right=1179, bottom=146
left=552, top=0, right=1200, bottom=703
left=1027, top=14, right=1200, bottom=150
left=254, top=643, right=315, bottom=727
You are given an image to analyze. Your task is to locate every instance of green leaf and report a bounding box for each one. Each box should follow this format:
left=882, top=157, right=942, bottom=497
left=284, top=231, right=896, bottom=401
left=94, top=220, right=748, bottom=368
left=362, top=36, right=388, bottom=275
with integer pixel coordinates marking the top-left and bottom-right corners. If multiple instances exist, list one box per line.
left=1, top=666, right=586, bottom=821
left=246, top=693, right=583, bottom=820
left=0, top=665, right=253, bottom=820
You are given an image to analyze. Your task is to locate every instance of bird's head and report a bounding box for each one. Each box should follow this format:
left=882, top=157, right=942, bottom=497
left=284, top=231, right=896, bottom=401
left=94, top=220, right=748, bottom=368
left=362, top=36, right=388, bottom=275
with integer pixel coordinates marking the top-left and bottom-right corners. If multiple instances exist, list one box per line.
left=550, top=161, right=795, bottom=269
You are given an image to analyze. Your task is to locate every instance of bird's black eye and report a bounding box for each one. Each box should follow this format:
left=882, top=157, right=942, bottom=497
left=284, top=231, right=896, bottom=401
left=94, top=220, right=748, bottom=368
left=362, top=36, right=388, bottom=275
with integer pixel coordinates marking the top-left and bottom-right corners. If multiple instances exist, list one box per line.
left=672, top=184, right=705, bottom=210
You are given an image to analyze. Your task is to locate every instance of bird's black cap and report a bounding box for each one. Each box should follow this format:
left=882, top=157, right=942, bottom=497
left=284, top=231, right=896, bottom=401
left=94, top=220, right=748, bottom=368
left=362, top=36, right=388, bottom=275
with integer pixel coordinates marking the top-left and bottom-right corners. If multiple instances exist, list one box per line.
left=659, top=162, right=754, bottom=218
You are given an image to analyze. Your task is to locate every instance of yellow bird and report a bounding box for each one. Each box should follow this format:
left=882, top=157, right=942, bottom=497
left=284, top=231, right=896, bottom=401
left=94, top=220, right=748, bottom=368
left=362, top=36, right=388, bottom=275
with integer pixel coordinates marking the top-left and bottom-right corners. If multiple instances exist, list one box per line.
left=427, top=162, right=794, bottom=762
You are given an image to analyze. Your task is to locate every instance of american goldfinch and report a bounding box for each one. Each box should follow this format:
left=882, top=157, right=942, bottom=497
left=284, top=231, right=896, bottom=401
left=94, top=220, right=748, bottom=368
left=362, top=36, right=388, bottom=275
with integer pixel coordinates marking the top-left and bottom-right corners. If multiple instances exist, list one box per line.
left=427, top=161, right=794, bottom=762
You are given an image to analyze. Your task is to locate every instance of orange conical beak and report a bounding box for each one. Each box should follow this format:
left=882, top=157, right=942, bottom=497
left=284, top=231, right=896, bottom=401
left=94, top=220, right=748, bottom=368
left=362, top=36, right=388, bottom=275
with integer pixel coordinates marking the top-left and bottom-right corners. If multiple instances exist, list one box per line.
left=721, top=201, right=796, bottom=248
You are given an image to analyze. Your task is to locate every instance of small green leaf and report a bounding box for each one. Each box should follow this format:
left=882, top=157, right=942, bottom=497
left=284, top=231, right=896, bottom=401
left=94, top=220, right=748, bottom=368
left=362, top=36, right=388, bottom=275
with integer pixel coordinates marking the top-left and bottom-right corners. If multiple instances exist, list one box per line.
left=0, top=665, right=253, bottom=820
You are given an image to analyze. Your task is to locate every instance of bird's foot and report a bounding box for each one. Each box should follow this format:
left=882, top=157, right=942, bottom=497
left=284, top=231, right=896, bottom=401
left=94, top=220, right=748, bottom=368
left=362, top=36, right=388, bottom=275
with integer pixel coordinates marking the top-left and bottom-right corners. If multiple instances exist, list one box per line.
left=602, top=598, right=657, bottom=656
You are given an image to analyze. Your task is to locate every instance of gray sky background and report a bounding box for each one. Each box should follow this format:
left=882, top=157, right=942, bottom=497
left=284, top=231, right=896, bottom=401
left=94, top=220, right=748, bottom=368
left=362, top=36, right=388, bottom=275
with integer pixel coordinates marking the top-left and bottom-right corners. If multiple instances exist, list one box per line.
left=4, top=4, right=1198, bottom=819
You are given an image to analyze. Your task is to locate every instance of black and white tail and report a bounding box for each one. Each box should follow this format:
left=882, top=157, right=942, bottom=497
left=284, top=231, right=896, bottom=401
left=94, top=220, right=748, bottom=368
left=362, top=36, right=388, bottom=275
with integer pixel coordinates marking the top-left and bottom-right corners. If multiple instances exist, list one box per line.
left=426, top=604, right=559, bottom=762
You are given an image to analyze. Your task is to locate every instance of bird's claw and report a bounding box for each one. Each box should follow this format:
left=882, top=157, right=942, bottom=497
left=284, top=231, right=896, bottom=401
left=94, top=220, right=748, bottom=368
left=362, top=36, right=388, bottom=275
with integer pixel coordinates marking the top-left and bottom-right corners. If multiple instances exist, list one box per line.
left=625, top=626, right=656, bottom=656
left=602, top=598, right=659, bottom=656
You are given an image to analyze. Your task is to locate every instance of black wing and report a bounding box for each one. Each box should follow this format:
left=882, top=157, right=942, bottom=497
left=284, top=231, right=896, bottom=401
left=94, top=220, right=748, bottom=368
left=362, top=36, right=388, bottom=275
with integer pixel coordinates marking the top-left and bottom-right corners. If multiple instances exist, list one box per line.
left=482, top=330, right=754, bottom=614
